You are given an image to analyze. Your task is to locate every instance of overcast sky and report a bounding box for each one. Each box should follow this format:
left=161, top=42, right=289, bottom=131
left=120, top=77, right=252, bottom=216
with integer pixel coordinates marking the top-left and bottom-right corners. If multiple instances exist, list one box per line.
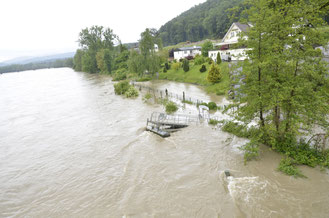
left=0, top=0, right=206, bottom=61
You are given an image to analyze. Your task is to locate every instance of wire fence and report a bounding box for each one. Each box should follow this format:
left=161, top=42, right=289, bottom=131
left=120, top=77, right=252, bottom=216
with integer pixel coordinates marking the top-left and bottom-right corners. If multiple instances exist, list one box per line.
left=131, top=82, right=209, bottom=106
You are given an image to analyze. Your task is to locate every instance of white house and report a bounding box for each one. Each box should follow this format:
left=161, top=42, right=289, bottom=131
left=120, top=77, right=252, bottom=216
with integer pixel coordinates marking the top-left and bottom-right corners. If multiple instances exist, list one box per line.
left=210, top=22, right=252, bottom=61
left=173, top=46, right=202, bottom=60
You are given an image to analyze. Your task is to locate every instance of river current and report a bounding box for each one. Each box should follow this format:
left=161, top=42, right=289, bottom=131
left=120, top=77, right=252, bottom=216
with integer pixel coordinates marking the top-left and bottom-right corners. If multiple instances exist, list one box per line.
left=0, top=68, right=328, bottom=218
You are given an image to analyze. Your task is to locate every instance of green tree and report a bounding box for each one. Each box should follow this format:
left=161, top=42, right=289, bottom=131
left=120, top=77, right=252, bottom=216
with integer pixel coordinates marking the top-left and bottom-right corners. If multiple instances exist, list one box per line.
left=201, top=40, right=213, bottom=57
left=182, top=59, right=189, bottom=72
left=128, top=50, right=145, bottom=77
left=232, top=0, right=329, bottom=151
left=73, top=49, right=84, bottom=71
left=96, top=49, right=113, bottom=73
left=216, top=52, right=222, bottom=65
left=76, top=25, right=119, bottom=73
left=207, top=63, right=222, bottom=83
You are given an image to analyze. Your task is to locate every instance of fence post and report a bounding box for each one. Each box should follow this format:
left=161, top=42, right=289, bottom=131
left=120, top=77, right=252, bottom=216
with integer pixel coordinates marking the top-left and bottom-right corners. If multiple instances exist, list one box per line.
left=165, top=89, right=168, bottom=98
left=183, top=91, right=185, bottom=102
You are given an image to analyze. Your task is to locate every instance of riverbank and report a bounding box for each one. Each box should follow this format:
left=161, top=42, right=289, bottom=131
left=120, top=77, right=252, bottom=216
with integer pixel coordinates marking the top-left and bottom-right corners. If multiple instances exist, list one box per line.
left=158, top=61, right=231, bottom=96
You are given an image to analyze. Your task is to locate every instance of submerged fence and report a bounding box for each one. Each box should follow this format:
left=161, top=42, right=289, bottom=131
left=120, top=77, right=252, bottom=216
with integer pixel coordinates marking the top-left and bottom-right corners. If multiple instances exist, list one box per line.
left=131, top=82, right=209, bottom=106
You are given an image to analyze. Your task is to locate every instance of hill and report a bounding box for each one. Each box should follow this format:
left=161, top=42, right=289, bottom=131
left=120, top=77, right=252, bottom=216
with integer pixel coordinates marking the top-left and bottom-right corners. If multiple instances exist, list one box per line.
left=158, top=0, right=329, bottom=46
left=0, top=52, right=75, bottom=67
left=158, top=0, right=244, bottom=46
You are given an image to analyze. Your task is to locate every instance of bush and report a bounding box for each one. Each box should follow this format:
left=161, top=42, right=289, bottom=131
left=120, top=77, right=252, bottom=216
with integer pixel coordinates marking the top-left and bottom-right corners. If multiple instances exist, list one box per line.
left=165, top=101, right=178, bottom=114
left=239, top=142, right=260, bottom=164
left=143, top=93, right=152, bottom=102
left=199, top=64, right=207, bottom=73
left=221, top=121, right=258, bottom=139
left=206, top=57, right=213, bottom=65
left=172, top=62, right=181, bottom=71
left=207, top=102, right=217, bottom=110
left=277, top=158, right=306, bottom=178
left=163, top=67, right=167, bottom=73
left=207, top=63, right=222, bottom=83
left=165, top=62, right=170, bottom=70
left=195, top=54, right=206, bottom=65
left=185, top=55, right=194, bottom=60
left=209, top=119, right=220, bottom=125
left=112, top=68, right=127, bottom=81
left=216, top=52, right=222, bottom=65
left=114, top=81, right=130, bottom=95
left=182, top=59, right=189, bottom=72
left=124, top=86, right=139, bottom=98
left=136, top=77, right=151, bottom=82
left=182, top=100, right=193, bottom=104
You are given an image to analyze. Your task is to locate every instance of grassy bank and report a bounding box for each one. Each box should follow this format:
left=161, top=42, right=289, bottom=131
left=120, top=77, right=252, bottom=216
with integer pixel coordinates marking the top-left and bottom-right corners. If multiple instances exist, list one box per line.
left=158, top=61, right=230, bottom=96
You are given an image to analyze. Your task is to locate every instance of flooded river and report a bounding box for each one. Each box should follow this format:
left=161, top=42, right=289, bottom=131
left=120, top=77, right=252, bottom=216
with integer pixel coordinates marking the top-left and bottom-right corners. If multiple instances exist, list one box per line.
left=0, top=68, right=328, bottom=218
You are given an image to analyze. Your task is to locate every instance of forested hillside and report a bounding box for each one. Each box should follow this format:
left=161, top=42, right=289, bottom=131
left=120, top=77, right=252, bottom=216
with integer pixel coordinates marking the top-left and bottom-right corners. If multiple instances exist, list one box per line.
left=158, top=0, right=244, bottom=46
left=158, top=0, right=329, bottom=46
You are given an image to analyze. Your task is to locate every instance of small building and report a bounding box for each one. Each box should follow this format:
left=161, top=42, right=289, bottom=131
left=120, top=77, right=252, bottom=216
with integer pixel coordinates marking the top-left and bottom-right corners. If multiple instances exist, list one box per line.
left=210, top=22, right=252, bottom=61
left=173, top=46, right=202, bottom=60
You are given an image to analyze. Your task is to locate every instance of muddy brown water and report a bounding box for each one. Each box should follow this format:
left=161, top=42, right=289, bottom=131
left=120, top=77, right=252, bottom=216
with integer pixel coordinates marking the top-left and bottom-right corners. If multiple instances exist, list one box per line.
left=0, top=68, right=328, bottom=218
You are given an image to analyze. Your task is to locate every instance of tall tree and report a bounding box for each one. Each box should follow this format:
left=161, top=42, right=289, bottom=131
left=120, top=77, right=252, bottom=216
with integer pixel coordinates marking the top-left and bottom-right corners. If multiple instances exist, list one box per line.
left=201, top=40, right=213, bottom=57
left=232, top=0, right=329, bottom=149
left=75, top=25, right=119, bottom=73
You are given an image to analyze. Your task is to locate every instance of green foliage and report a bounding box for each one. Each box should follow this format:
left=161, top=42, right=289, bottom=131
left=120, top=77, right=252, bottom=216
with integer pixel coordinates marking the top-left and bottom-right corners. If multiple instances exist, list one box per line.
left=199, top=64, right=207, bottom=73
left=163, top=67, right=167, bottom=73
left=201, top=40, right=213, bottom=57
left=278, top=158, right=306, bottom=178
left=171, top=62, right=181, bottom=71
left=158, top=0, right=244, bottom=45
left=136, top=77, right=151, bottom=82
left=182, top=100, right=193, bottom=104
left=207, top=102, right=217, bottom=110
left=112, top=68, right=127, bottom=81
left=77, top=25, right=118, bottom=73
left=216, top=52, right=222, bottom=65
left=228, top=0, right=329, bottom=171
left=159, top=62, right=230, bottom=96
left=207, top=63, right=222, bottom=83
left=239, top=142, right=259, bottom=164
left=143, top=93, right=152, bottom=102
left=209, top=119, right=220, bottom=125
left=114, top=49, right=129, bottom=70
left=182, top=59, right=190, bottom=72
left=96, top=49, right=113, bottom=73
left=206, top=57, right=213, bottom=65
left=81, top=50, right=97, bottom=73
left=114, top=81, right=130, bottom=95
left=194, top=55, right=206, bottom=65
left=221, top=121, right=259, bottom=139
left=165, top=101, right=178, bottom=114
left=73, top=49, right=84, bottom=71
left=165, top=62, right=170, bottom=70
left=0, top=58, right=74, bottom=74
left=124, top=86, right=139, bottom=98
left=128, top=50, right=145, bottom=76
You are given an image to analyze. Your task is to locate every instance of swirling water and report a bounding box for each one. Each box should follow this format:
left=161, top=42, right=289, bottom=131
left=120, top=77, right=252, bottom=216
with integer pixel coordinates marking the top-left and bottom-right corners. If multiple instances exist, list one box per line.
left=0, top=68, right=328, bottom=218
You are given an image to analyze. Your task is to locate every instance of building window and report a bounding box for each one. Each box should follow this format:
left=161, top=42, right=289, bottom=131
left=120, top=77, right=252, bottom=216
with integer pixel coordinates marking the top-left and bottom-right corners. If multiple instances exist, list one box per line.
left=184, top=51, right=187, bottom=54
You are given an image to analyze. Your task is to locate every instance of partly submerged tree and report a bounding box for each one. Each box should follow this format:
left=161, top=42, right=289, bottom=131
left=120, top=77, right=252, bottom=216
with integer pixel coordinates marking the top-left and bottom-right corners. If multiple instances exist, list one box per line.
left=231, top=0, right=329, bottom=150
left=74, top=25, right=119, bottom=73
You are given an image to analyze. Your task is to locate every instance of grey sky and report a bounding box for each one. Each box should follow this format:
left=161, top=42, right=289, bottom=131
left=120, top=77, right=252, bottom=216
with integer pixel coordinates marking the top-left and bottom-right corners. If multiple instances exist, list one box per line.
left=0, top=0, right=206, bottom=61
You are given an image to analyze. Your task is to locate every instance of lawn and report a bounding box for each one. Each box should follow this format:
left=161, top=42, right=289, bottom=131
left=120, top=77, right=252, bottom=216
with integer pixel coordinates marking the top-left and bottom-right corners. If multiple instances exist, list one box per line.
left=159, top=61, right=231, bottom=96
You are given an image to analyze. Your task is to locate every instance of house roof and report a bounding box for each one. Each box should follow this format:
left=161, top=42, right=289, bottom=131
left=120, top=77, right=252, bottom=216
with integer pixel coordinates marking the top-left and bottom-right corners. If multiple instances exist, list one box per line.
left=218, top=22, right=251, bottom=45
left=178, top=46, right=201, bottom=51
left=234, top=22, right=251, bottom=33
